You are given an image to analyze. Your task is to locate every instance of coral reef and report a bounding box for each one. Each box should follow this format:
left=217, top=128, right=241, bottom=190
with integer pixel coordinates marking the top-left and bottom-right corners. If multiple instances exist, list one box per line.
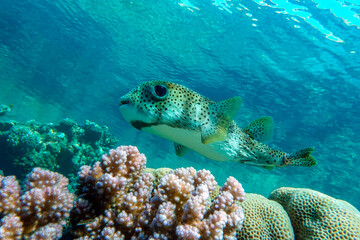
left=269, top=187, right=360, bottom=239
left=1, top=142, right=359, bottom=239
left=69, top=146, right=246, bottom=239
left=0, top=168, right=74, bottom=239
left=235, top=193, right=294, bottom=239
left=0, top=119, right=117, bottom=179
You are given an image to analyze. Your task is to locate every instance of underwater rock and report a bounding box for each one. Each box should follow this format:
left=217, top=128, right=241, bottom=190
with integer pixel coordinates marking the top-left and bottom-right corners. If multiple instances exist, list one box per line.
left=0, top=119, right=118, bottom=179
left=269, top=187, right=360, bottom=239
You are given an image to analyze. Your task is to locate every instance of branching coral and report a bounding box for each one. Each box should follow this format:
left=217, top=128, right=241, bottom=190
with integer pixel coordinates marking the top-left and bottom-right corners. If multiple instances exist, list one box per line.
left=70, top=146, right=245, bottom=239
left=0, top=175, right=21, bottom=215
left=0, top=168, right=74, bottom=239
left=70, top=145, right=152, bottom=238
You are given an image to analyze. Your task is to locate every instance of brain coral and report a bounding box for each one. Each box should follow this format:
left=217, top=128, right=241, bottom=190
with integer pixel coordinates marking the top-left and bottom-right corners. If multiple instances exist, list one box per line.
left=236, top=193, right=294, bottom=240
left=269, top=187, right=360, bottom=239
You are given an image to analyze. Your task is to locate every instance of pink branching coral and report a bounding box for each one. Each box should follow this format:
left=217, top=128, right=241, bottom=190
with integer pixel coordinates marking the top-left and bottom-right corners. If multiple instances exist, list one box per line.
left=0, top=168, right=74, bottom=239
left=0, top=214, right=23, bottom=239
left=140, top=167, right=245, bottom=240
left=0, top=176, right=21, bottom=215
left=70, top=145, right=245, bottom=239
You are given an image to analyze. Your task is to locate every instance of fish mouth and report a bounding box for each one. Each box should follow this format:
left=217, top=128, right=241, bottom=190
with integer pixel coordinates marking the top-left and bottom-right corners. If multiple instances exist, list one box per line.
left=119, top=98, right=131, bottom=107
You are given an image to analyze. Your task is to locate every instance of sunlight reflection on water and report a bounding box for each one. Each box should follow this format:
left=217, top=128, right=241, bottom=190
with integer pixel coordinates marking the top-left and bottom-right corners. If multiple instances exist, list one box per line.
left=178, top=0, right=360, bottom=43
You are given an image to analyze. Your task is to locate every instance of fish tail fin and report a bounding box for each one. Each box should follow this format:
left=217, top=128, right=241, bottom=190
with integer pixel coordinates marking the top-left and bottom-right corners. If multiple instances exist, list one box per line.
left=286, top=147, right=317, bottom=167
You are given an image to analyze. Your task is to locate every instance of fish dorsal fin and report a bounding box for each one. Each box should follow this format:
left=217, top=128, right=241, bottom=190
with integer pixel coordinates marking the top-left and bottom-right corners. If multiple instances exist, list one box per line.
left=244, top=116, right=273, bottom=142
left=201, top=96, right=242, bottom=144
left=174, top=143, right=191, bottom=157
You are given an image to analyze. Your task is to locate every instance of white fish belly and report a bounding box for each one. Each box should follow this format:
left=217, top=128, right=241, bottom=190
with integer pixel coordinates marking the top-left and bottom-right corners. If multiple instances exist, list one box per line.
left=142, top=124, right=235, bottom=162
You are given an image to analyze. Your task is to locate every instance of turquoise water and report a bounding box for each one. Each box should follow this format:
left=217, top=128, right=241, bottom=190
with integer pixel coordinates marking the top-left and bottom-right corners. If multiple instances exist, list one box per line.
left=0, top=0, right=359, bottom=210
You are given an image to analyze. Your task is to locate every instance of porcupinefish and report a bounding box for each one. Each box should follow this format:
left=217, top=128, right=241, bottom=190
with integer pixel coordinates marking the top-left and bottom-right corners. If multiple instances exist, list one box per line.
left=118, top=81, right=316, bottom=170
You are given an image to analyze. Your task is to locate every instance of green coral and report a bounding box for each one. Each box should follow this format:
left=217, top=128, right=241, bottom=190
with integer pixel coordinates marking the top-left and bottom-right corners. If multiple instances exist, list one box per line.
left=7, top=124, right=42, bottom=153
left=0, top=119, right=118, bottom=179
left=0, top=104, right=12, bottom=117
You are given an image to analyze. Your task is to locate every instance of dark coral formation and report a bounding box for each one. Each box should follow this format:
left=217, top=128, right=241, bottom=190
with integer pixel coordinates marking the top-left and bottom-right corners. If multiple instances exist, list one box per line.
left=0, top=168, right=74, bottom=239
left=0, top=119, right=117, bottom=179
left=69, top=146, right=246, bottom=239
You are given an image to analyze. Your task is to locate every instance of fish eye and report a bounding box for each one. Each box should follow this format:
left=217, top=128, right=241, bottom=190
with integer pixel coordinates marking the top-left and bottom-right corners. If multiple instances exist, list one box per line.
left=152, top=85, right=168, bottom=99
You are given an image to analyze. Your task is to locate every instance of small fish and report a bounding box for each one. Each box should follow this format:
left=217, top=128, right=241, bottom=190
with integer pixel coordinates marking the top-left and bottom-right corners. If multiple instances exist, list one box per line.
left=118, top=81, right=316, bottom=170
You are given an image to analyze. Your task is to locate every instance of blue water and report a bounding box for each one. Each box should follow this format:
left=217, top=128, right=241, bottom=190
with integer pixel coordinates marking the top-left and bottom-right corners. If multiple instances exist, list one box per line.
left=0, top=0, right=359, bottom=209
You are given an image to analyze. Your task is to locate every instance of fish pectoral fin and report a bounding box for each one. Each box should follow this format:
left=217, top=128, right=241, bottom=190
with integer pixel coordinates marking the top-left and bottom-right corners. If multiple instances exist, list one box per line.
left=201, top=96, right=242, bottom=144
left=200, top=123, right=228, bottom=144
left=174, top=143, right=191, bottom=157
left=244, top=116, right=273, bottom=142
left=239, top=160, right=275, bottom=170
left=261, top=165, right=275, bottom=170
